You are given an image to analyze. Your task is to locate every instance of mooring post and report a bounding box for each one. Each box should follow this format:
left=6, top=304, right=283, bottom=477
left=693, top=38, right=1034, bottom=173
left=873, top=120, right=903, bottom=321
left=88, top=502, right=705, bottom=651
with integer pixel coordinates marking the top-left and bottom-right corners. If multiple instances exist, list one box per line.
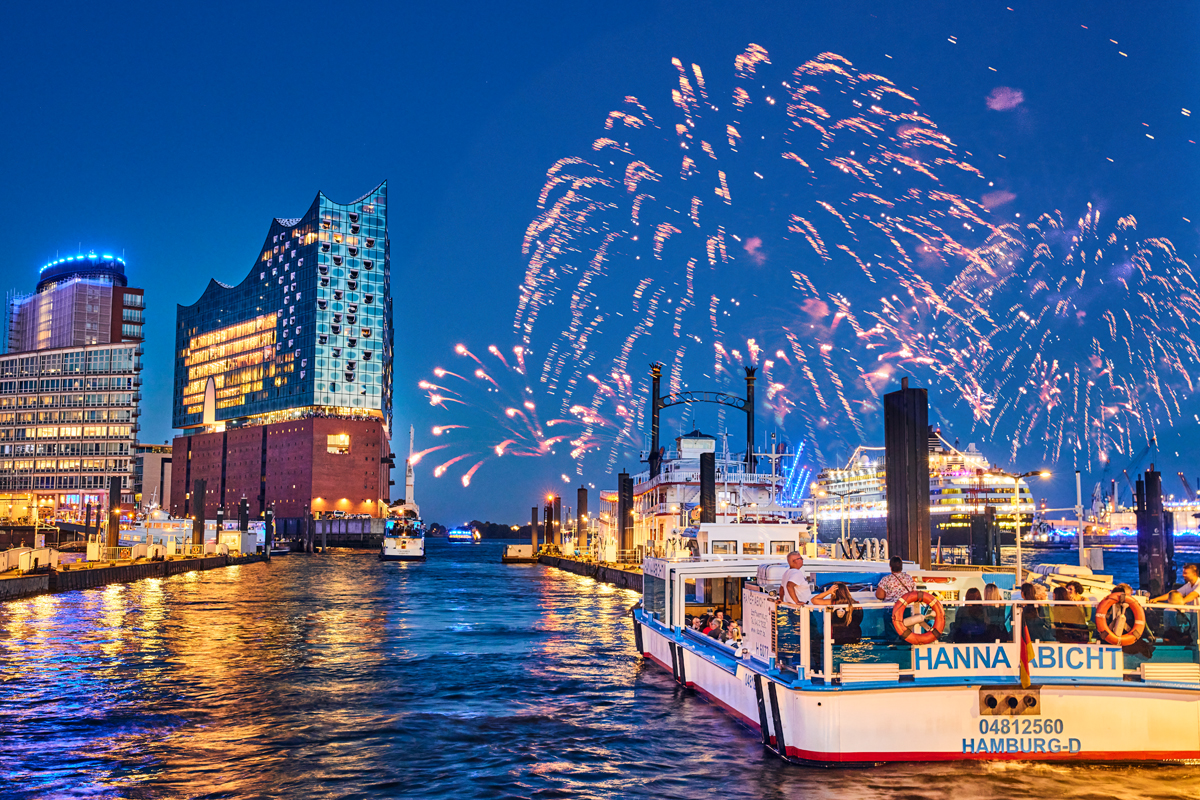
left=744, top=367, right=757, bottom=473
left=650, top=363, right=662, bottom=478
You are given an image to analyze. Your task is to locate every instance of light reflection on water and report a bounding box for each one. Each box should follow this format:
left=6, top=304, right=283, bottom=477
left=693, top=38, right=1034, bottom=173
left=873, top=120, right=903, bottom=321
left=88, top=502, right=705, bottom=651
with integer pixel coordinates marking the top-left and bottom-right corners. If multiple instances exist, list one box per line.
left=0, top=540, right=1192, bottom=799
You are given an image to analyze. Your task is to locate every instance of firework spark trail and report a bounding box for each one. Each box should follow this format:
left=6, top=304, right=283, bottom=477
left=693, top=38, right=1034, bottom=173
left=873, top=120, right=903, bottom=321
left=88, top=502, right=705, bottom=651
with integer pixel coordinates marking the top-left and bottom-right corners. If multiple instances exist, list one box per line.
left=514, top=45, right=1018, bottom=468
left=421, top=342, right=652, bottom=485
left=940, top=207, right=1200, bottom=469
left=441, top=46, right=1198, bottom=489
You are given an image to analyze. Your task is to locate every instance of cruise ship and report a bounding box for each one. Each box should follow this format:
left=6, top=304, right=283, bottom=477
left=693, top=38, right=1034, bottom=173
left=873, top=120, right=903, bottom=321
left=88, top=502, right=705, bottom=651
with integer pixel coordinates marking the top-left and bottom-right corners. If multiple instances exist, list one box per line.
left=813, top=433, right=1034, bottom=545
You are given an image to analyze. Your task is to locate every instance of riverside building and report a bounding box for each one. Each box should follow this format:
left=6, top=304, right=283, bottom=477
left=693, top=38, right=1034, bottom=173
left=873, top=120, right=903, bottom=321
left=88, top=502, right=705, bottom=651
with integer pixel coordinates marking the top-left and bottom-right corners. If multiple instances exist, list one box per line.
left=0, top=253, right=145, bottom=522
left=170, top=182, right=394, bottom=522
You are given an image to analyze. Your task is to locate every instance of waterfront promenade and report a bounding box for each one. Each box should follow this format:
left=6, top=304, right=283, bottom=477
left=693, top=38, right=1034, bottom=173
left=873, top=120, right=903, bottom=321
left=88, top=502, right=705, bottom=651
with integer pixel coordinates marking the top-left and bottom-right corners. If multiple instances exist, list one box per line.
left=0, top=552, right=266, bottom=601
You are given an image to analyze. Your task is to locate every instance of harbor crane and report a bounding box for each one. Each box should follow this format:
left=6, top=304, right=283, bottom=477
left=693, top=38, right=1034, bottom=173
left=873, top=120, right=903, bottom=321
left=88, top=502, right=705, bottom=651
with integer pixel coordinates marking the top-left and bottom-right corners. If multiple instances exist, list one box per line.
left=1179, top=473, right=1197, bottom=503
left=1105, top=436, right=1157, bottom=509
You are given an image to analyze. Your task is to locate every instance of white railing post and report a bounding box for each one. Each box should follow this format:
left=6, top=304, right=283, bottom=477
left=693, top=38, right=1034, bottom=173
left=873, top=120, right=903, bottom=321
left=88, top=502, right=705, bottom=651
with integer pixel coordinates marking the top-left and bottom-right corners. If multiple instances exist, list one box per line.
left=798, top=605, right=810, bottom=678
left=823, top=607, right=834, bottom=681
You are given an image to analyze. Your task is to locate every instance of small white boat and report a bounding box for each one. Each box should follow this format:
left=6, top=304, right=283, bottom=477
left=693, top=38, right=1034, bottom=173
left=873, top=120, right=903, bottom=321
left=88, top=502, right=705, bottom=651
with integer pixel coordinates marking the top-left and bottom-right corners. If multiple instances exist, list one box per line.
left=380, top=517, right=425, bottom=561
left=631, top=540, right=1200, bottom=764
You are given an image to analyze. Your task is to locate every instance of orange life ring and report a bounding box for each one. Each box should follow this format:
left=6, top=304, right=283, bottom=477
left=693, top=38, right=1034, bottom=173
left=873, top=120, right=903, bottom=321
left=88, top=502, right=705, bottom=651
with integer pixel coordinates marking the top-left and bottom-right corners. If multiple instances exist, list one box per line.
left=1094, top=593, right=1145, bottom=646
left=891, top=590, right=945, bottom=645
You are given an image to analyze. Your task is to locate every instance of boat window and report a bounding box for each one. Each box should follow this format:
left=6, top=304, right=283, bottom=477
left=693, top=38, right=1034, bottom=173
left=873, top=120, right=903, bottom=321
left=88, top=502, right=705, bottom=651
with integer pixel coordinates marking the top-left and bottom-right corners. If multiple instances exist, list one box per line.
left=771, top=541, right=792, bottom=555
left=742, top=542, right=765, bottom=555
left=644, top=574, right=667, bottom=621
left=711, top=540, right=736, bottom=555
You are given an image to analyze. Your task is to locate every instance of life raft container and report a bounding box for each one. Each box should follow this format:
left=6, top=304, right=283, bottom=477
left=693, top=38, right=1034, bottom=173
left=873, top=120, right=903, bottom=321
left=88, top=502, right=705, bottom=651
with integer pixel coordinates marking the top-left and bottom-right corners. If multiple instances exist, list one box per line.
left=891, top=590, right=945, bottom=645
left=1094, top=593, right=1146, bottom=646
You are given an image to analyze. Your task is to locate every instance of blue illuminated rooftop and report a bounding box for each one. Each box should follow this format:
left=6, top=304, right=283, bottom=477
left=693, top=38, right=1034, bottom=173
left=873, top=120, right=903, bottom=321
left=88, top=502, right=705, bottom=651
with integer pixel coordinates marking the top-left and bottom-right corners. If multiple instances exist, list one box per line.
left=37, top=251, right=128, bottom=292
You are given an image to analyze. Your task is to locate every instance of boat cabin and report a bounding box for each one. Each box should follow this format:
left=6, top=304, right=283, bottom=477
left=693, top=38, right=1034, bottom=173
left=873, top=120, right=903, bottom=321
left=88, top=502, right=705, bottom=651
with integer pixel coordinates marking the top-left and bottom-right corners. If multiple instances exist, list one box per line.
left=695, top=522, right=809, bottom=557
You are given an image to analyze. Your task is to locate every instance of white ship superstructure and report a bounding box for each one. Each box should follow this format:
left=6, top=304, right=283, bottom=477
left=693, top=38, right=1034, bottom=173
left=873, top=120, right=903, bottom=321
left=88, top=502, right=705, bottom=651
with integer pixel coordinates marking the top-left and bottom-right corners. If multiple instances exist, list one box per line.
left=814, top=435, right=1035, bottom=542
left=631, top=430, right=802, bottom=556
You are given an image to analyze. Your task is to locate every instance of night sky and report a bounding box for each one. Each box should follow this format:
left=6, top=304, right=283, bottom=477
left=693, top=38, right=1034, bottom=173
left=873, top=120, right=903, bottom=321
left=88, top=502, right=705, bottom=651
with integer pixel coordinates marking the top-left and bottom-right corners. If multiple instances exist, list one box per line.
left=2, top=1, right=1197, bottom=526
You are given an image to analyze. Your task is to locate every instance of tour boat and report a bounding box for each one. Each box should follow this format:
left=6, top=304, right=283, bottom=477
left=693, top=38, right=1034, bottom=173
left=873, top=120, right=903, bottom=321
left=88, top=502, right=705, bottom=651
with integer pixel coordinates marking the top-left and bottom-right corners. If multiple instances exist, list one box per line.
left=447, top=526, right=480, bottom=544
left=380, top=517, right=426, bottom=561
left=630, top=549, right=1200, bottom=764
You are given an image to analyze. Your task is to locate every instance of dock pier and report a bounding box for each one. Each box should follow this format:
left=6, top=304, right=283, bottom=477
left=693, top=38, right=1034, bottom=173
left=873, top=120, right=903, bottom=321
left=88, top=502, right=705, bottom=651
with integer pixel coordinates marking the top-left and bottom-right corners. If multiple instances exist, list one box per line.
left=538, top=554, right=643, bottom=592
left=0, top=553, right=267, bottom=601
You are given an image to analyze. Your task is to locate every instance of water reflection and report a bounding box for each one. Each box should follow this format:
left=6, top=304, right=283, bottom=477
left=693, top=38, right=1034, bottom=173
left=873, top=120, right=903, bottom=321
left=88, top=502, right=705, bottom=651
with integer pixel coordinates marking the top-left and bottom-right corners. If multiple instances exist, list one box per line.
left=0, top=541, right=1193, bottom=799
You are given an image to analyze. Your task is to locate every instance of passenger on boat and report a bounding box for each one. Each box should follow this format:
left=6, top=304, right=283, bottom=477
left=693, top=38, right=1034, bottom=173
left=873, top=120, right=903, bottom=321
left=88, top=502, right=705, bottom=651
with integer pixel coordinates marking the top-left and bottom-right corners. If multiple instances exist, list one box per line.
left=812, top=582, right=862, bottom=644
left=704, top=611, right=727, bottom=638
left=983, top=583, right=1009, bottom=640
left=1050, top=585, right=1090, bottom=643
left=874, top=557, right=916, bottom=602
left=726, top=620, right=743, bottom=642
left=951, top=587, right=989, bottom=643
left=1159, top=591, right=1196, bottom=646
left=781, top=552, right=813, bottom=606
left=1065, top=581, right=1086, bottom=603
left=1150, top=563, right=1200, bottom=605
left=1019, top=582, right=1055, bottom=642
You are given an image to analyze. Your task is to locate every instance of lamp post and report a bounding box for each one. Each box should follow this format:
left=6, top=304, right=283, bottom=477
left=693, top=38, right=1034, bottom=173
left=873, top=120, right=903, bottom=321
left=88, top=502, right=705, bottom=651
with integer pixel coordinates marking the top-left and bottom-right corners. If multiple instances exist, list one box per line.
left=995, top=469, right=1051, bottom=584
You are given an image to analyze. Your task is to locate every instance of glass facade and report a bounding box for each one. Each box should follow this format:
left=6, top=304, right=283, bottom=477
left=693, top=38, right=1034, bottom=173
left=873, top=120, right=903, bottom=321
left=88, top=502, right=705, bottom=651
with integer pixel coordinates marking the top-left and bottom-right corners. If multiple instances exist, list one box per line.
left=6, top=253, right=144, bottom=354
left=173, top=183, right=393, bottom=434
left=0, top=342, right=142, bottom=515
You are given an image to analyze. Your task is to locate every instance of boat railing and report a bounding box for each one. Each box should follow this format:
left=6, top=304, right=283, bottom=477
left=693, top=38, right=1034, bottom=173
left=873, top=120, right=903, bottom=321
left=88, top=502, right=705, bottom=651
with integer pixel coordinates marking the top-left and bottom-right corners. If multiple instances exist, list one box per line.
left=763, top=597, right=1200, bottom=685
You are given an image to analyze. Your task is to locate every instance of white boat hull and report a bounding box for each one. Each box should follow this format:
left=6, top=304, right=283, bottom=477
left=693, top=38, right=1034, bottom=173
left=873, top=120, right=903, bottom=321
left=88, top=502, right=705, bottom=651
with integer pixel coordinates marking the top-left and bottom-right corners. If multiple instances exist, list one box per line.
left=380, top=536, right=425, bottom=561
left=635, top=615, right=1200, bottom=764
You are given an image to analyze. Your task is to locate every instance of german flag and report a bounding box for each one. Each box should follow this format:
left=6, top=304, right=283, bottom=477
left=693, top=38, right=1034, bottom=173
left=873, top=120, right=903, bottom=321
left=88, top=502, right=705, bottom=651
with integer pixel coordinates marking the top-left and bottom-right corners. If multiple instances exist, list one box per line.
left=1019, top=623, right=1035, bottom=688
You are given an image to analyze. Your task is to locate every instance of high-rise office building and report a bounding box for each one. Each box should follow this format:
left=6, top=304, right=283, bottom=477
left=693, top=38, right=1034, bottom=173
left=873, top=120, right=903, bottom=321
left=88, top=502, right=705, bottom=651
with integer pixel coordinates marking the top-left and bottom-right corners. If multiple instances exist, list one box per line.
left=7, top=253, right=144, bottom=353
left=133, top=443, right=172, bottom=510
left=170, top=182, right=394, bottom=521
left=0, top=253, right=144, bottom=521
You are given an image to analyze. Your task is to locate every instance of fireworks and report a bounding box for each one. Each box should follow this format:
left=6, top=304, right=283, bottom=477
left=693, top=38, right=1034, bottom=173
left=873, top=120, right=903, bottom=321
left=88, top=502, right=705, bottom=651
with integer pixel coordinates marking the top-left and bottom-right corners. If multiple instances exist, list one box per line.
left=419, top=343, right=640, bottom=485
left=515, top=46, right=1009, bottom=468
left=432, top=44, right=1197, bottom=487
left=939, top=207, right=1200, bottom=469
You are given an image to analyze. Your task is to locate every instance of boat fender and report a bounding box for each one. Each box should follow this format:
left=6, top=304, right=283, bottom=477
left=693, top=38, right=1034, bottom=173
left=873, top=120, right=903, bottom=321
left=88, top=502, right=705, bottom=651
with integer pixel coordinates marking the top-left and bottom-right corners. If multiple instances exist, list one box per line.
left=891, top=591, right=946, bottom=645
left=1094, top=592, right=1146, bottom=646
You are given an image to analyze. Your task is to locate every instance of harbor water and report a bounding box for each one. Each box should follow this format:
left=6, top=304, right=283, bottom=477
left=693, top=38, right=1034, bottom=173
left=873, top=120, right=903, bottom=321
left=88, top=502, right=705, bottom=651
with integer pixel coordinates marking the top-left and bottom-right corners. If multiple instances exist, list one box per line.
left=0, top=540, right=1194, bottom=799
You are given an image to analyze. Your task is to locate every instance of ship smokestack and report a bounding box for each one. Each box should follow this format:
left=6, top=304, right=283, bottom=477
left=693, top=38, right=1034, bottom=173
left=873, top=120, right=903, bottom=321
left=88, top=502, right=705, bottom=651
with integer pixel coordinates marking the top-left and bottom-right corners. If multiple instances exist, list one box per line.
left=700, top=451, right=716, bottom=524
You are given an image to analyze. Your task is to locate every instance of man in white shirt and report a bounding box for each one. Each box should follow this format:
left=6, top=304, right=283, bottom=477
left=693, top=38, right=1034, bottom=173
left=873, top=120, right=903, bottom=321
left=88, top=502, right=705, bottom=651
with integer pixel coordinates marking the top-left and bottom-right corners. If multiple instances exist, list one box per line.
left=781, top=551, right=812, bottom=606
left=1152, top=563, right=1200, bottom=605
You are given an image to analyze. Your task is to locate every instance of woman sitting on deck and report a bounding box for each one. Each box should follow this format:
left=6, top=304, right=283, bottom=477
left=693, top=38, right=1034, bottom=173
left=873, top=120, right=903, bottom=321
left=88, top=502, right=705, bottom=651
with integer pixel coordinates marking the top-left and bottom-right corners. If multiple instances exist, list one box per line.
left=1020, top=583, right=1056, bottom=642
left=983, top=583, right=1010, bottom=641
left=812, top=582, right=863, bottom=645
left=951, top=587, right=989, bottom=643
left=1050, top=585, right=1091, bottom=643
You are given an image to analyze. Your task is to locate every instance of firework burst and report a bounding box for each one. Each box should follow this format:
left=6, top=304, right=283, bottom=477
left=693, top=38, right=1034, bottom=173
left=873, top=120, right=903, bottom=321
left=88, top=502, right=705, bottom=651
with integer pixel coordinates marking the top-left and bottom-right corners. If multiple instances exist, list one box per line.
left=515, top=46, right=1007, bottom=467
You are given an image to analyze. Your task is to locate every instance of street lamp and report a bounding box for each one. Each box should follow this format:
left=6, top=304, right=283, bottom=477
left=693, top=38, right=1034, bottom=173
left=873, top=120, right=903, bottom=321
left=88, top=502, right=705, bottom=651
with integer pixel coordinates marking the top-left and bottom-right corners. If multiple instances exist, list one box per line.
left=995, top=469, right=1051, bottom=583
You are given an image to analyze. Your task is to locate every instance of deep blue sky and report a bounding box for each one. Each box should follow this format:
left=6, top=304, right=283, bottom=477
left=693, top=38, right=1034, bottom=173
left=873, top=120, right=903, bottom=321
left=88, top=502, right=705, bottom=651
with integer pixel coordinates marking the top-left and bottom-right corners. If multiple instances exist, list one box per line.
left=2, top=1, right=1197, bottom=525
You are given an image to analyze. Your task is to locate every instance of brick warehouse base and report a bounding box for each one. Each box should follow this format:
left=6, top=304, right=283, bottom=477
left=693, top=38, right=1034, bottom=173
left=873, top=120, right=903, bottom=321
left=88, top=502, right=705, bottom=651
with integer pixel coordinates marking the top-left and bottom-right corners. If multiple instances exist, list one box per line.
left=171, top=417, right=391, bottom=520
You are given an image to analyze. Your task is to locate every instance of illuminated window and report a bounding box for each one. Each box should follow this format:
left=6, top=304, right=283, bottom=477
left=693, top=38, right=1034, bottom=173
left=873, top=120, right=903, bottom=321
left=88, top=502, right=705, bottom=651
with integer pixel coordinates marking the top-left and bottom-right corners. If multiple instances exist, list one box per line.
left=711, top=540, right=736, bottom=555
left=327, top=434, right=351, bottom=455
